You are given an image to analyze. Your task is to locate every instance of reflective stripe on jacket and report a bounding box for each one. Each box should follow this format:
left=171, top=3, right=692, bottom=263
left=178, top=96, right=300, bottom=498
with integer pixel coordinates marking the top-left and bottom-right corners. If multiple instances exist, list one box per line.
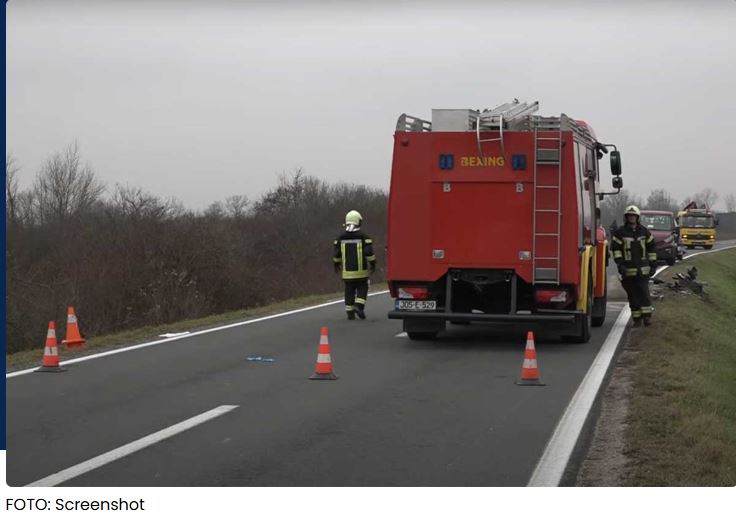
left=611, top=223, right=656, bottom=278
left=333, top=231, right=376, bottom=280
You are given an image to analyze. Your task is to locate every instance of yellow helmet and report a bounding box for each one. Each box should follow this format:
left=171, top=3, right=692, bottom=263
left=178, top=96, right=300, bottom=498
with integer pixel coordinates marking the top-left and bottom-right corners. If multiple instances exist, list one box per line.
left=624, top=205, right=641, bottom=217
left=345, top=210, right=362, bottom=226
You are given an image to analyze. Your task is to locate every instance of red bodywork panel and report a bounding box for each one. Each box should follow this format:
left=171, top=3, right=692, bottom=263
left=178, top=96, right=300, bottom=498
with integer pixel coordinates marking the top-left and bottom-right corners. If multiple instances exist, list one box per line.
left=387, top=130, right=588, bottom=290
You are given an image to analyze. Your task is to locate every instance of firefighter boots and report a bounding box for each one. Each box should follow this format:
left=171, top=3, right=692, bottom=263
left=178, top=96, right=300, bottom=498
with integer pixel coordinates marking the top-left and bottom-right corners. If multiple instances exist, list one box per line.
left=643, top=316, right=652, bottom=327
left=632, top=317, right=643, bottom=327
left=347, top=311, right=356, bottom=320
left=356, top=307, right=366, bottom=320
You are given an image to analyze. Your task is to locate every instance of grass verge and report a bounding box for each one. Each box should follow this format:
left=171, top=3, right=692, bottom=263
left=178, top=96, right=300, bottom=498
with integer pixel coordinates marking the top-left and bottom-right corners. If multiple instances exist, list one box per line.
left=6, top=284, right=388, bottom=373
left=623, top=249, right=736, bottom=486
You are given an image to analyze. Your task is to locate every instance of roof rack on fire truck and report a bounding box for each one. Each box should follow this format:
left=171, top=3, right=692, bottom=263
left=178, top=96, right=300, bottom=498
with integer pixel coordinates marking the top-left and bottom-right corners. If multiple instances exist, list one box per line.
left=476, top=99, right=540, bottom=129
left=395, top=99, right=596, bottom=145
left=395, top=114, right=432, bottom=133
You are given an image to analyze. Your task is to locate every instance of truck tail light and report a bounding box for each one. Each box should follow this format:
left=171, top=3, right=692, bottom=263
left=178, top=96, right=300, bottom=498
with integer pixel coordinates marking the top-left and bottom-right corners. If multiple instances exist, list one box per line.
left=535, top=289, right=571, bottom=305
left=398, top=287, right=429, bottom=299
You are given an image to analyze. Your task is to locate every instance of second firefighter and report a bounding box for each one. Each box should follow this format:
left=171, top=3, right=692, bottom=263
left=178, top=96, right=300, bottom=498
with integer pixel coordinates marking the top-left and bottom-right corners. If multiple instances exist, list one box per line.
left=611, top=205, right=657, bottom=326
left=333, top=210, right=376, bottom=320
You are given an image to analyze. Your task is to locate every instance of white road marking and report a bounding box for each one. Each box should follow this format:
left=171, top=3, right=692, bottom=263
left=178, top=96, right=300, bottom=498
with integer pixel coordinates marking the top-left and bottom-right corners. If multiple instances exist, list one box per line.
left=7, top=291, right=391, bottom=378
left=26, top=405, right=239, bottom=487
left=649, top=243, right=736, bottom=279
left=527, top=305, right=630, bottom=487
left=527, top=245, right=736, bottom=486
left=395, top=332, right=408, bottom=338
left=681, top=243, right=736, bottom=261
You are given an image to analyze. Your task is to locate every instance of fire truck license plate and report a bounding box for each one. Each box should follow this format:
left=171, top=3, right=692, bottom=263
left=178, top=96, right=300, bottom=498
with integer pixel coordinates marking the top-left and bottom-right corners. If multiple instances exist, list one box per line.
left=395, top=300, right=437, bottom=311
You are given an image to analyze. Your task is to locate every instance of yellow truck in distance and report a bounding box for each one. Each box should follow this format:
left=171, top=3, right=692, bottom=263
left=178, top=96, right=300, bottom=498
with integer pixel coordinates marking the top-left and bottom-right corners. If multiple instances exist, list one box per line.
left=677, top=202, right=717, bottom=249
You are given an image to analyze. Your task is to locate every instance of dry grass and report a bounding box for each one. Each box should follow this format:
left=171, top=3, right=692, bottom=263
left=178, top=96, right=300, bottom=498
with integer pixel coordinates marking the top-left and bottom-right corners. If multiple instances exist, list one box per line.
left=623, top=250, right=736, bottom=486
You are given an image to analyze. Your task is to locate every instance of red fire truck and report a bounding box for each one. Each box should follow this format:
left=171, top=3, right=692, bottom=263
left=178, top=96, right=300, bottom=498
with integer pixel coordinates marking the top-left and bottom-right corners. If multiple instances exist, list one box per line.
left=386, top=100, right=623, bottom=342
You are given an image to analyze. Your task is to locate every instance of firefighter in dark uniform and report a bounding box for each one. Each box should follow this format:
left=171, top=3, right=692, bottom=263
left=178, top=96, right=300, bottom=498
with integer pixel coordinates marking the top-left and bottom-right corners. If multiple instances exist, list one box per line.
left=333, top=210, right=376, bottom=320
left=611, top=205, right=658, bottom=326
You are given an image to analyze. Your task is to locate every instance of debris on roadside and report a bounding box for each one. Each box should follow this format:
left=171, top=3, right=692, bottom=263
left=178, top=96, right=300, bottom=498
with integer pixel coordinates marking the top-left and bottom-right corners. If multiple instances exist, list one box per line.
left=246, top=356, right=275, bottom=363
left=649, top=266, right=708, bottom=299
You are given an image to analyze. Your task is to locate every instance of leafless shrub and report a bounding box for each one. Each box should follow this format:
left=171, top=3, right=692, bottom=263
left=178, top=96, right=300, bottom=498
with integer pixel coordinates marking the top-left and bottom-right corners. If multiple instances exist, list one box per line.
left=6, top=150, right=387, bottom=353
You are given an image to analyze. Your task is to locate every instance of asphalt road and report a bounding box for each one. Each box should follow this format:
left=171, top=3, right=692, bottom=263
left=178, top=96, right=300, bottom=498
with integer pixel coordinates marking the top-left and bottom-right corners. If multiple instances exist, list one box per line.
left=6, top=290, right=631, bottom=487
left=9, top=241, right=733, bottom=487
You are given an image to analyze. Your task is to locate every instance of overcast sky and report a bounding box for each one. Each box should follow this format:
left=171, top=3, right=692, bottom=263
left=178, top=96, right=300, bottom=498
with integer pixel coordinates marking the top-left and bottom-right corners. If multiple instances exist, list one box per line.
left=6, top=0, right=736, bottom=210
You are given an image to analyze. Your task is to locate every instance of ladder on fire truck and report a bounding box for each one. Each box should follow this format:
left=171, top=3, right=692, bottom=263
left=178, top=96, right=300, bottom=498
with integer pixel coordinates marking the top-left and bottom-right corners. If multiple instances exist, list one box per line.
left=476, top=101, right=571, bottom=284
left=476, top=100, right=539, bottom=158
left=532, top=115, right=566, bottom=285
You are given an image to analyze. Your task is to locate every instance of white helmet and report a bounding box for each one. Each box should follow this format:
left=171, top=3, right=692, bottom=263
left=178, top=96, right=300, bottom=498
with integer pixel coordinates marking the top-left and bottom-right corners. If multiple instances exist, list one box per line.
left=624, top=205, right=641, bottom=217
left=345, top=210, right=362, bottom=225
left=344, top=210, right=362, bottom=232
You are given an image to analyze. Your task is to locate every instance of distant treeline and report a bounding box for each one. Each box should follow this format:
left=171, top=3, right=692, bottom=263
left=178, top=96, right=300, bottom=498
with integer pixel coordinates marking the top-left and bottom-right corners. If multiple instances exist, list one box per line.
left=599, top=187, right=734, bottom=232
left=5, top=144, right=387, bottom=353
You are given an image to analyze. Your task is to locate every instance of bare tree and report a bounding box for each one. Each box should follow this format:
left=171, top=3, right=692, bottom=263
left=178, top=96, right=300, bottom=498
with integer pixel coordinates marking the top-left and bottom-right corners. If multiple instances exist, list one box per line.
left=685, top=188, right=719, bottom=209
left=224, top=195, right=250, bottom=218
left=644, top=188, right=679, bottom=214
left=112, top=184, right=170, bottom=220
left=600, top=189, right=642, bottom=230
left=253, top=169, right=306, bottom=216
left=6, top=162, right=389, bottom=354
left=724, top=193, right=736, bottom=213
left=32, top=142, right=105, bottom=225
left=204, top=200, right=225, bottom=219
left=6, top=154, right=20, bottom=224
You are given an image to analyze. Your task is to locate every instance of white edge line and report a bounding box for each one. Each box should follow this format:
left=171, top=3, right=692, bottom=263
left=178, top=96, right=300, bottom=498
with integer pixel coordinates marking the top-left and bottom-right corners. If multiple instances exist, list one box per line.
left=681, top=244, right=736, bottom=261
left=528, top=243, right=736, bottom=487
left=7, top=291, right=391, bottom=378
left=527, top=306, right=630, bottom=487
left=26, top=405, right=239, bottom=487
left=652, top=244, right=736, bottom=277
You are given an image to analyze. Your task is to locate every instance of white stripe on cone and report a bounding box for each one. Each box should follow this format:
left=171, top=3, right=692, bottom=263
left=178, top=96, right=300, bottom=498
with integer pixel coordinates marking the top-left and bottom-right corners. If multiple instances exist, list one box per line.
left=526, top=339, right=535, bottom=350
left=317, top=353, right=332, bottom=364
left=48, top=329, right=56, bottom=338
left=523, top=358, right=538, bottom=369
left=68, top=315, right=78, bottom=323
left=44, top=346, right=58, bottom=356
left=320, top=336, right=329, bottom=345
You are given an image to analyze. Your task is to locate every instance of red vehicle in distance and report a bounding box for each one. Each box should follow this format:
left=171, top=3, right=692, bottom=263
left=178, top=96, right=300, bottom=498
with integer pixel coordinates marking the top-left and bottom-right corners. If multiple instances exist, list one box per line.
left=639, top=210, right=679, bottom=265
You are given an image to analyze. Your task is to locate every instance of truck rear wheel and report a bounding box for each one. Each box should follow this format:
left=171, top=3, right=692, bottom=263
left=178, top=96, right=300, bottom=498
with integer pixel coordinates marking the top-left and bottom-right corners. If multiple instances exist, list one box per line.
left=403, top=319, right=443, bottom=340
left=591, top=280, right=607, bottom=327
left=407, top=331, right=438, bottom=341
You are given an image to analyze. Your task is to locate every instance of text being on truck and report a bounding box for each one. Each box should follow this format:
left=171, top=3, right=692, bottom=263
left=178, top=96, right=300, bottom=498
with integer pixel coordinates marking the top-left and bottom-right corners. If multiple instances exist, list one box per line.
left=386, top=100, right=623, bottom=342
left=677, top=201, right=718, bottom=250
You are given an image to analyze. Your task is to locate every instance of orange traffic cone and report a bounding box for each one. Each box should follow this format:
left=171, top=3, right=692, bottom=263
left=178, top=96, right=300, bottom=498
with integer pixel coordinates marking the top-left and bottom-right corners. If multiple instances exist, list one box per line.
left=35, top=321, right=67, bottom=373
left=309, top=326, right=338, bottom=380
left=62, top=306, right=86, bottom=350
left=516, top=331, right=545, bottom=386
